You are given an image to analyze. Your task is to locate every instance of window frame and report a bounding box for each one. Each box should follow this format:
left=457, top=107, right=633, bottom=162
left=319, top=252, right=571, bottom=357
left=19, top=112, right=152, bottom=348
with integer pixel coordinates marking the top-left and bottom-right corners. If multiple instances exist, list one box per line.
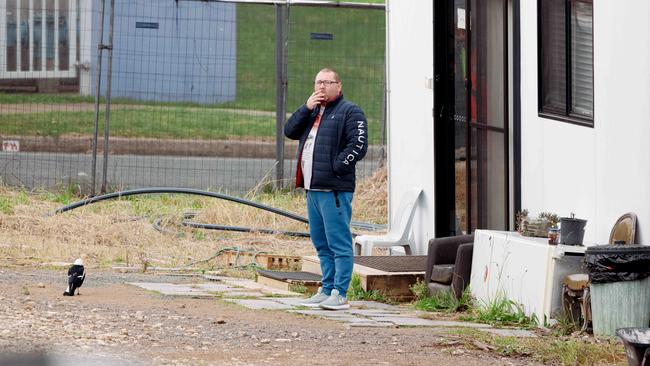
left=537, top=0, right=594, bottom=127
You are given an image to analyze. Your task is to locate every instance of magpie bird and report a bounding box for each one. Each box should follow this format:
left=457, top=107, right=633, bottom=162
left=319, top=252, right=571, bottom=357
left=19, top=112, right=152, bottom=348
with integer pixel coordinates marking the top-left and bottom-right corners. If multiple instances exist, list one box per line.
left=63, top=258, right=85, bottom=296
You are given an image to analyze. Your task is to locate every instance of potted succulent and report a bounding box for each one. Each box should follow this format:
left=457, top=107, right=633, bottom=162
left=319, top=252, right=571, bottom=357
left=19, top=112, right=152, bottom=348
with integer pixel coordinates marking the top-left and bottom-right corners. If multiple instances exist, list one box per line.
left=516, top=209, right=560, bottom=238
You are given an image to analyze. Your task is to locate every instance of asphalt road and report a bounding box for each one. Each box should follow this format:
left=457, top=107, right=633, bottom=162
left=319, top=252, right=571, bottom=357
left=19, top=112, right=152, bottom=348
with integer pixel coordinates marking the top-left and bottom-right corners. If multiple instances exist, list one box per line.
left=0, top=152, right=382, bottom=194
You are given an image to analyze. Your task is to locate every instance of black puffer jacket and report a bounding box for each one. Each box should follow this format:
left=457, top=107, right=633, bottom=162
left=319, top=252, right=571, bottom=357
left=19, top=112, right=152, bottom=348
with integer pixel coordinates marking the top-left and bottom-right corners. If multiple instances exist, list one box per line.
left=284, top=95, right=368, bottom=192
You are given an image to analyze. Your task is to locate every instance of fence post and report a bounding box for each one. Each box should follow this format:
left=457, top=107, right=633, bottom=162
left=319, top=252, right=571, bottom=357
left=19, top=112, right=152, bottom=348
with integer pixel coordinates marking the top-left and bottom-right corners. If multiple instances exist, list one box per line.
left=100, top=0, right=116, bottom=194
left=91, top=0, right=107, bottom=196
left=275, top=3, right=289, bottom=190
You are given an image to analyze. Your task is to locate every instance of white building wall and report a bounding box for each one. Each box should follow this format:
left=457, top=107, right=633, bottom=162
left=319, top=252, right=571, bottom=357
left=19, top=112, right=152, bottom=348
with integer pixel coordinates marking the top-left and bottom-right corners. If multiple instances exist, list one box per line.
left=386, top=0, right=434, bottom=254
left=593, top=1, right=650, bottom=244
left=520, top=1, right=650, bottom=244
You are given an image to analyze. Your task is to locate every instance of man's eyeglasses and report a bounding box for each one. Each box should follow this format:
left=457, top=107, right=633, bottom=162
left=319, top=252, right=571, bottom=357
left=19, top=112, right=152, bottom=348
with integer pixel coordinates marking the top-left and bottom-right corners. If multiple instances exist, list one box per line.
left=314, top=80, right=340, bottom=86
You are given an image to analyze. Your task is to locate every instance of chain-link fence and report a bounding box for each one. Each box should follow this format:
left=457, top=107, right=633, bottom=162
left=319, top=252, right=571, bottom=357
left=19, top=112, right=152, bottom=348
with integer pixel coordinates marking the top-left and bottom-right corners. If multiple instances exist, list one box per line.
left=0, top=0, right=385, bottom=195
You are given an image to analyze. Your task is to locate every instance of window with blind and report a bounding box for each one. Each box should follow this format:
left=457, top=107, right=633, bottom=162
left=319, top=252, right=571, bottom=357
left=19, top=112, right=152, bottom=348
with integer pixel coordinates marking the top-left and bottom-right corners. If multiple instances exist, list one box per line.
left=538, top=0, right=593, bottom=126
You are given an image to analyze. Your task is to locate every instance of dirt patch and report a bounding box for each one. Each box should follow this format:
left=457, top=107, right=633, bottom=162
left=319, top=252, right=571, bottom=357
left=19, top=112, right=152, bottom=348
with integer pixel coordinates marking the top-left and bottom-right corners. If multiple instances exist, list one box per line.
left=0, top=268, right=542, bottom=366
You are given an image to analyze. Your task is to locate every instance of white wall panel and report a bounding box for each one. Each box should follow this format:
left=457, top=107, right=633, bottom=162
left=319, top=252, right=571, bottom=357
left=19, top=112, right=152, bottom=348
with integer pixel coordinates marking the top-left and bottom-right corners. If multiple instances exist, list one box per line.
left=593, top=0, right=650, bottom=244
left=386, top=0, right=434, bottom=254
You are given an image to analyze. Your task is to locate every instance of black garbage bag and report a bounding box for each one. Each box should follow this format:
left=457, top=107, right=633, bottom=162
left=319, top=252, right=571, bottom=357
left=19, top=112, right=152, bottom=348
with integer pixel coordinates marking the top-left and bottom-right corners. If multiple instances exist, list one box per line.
left=585, top=245, right=650, bottom=284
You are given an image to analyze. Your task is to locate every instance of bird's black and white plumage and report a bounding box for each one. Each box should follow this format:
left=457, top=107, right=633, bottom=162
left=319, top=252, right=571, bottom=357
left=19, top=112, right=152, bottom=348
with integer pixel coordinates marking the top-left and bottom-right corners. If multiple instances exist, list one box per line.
left=63, top=258, right=85, bottom=296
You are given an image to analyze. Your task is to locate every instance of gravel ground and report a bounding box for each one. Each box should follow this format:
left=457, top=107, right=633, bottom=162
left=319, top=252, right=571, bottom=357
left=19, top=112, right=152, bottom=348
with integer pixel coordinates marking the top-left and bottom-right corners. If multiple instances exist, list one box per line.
left=0, top=268, right=541, bottom=366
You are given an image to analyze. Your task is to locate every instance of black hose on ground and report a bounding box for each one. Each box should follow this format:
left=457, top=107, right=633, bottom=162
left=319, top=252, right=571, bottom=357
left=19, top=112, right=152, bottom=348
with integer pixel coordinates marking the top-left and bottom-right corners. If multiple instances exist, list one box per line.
left=55, top=187, right=308, bottom=223
left=56, top=187, right=385, bottom=236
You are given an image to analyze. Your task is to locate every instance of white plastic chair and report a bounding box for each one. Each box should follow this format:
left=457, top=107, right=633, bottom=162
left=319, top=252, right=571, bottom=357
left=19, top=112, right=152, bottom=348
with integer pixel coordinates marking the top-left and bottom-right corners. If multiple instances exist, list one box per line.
left=354, top=188, right=422, bottom=256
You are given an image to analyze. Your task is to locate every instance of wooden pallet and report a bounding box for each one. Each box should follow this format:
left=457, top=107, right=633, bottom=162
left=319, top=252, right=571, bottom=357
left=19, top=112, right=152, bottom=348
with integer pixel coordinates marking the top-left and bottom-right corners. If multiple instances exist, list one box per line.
left=217, top=250, right=301, bottom=271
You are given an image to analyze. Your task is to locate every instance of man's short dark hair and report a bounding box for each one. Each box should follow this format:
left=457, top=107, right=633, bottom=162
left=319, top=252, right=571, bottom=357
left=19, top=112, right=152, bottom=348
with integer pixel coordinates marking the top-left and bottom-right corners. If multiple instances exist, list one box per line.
left=319, top=68, right=340, bottom=82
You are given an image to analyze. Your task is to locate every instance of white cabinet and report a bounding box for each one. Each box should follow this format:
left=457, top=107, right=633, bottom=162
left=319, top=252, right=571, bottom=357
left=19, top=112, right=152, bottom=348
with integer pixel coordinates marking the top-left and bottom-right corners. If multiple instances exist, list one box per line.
left=470, top=230, right=586, bottom=323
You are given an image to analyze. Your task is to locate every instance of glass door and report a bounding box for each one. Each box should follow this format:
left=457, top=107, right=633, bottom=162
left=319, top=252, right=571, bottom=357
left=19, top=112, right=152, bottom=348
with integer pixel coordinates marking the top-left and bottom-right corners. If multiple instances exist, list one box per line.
left=435, top=0, right=509, bottom=236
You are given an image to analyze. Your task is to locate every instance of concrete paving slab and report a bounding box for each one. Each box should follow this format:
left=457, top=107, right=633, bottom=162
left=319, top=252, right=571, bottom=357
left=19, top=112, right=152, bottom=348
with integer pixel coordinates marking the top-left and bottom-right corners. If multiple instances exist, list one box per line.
left=368, top=316, right=451, bottom=326
left=129, top=280, right=523, bottom=332
left=289, top=310, right=357, bottom=319
left=128, top=282, right=242, bottom=296
left=259, top=288, right=300, bottom=296
left=268, top=297, right=308, bottom=306
left=347, top=309, right=404, bottom=317
left=339, top=317, right=392, bottom=325
left=349, top=301, right=401, bottom=310
left=220, top=278, right=263, bottom=289
left=480, top=328, right=537, bottom=338
left=347, top=321, right=394, bottom=328
left=420, top=320, right=492, bottom=328
left=203, top=274, right=228, bottom=282
left=221, top=291, right=266, bottom=298
left=195, top=284, right=239, bottom=292
left=224, top=299, right=294, bottom=310
left=342, top=318, right=396, bottom=327
left=220, top=278, right=299, bottom=296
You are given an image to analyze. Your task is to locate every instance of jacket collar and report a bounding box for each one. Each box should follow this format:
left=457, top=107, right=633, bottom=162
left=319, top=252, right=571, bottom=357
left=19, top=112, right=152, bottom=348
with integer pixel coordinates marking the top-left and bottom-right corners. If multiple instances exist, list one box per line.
left=312, top=93, right=343, bottom=116
left=328, top=94, right=343, bottom=108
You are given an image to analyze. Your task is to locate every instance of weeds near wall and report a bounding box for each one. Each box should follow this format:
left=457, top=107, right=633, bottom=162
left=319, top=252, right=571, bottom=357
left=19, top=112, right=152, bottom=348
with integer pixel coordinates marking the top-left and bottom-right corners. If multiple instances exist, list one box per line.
left=463, top=292, right=538, bottom=328
left=410, top=280, right=472, bottom=312
left=347, top=273, right=388, bottom=302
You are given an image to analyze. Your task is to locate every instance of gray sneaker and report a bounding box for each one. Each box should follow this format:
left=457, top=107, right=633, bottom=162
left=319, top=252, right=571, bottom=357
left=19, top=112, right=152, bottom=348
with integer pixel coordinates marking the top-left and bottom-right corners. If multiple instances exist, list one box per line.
left=318, top=289, right=350, bottom=310
left=300, top=287, right=329, bottom=307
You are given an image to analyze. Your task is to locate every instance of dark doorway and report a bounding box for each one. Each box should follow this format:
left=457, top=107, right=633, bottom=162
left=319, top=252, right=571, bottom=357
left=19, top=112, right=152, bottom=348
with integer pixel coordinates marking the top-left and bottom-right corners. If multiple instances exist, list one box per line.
left=434, top=0, right=509, bottom=237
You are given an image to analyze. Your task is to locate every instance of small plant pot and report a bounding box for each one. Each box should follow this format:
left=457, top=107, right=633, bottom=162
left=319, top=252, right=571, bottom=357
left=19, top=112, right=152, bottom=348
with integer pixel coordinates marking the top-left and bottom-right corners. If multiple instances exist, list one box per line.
left=560, top=217, right=587, bottom=245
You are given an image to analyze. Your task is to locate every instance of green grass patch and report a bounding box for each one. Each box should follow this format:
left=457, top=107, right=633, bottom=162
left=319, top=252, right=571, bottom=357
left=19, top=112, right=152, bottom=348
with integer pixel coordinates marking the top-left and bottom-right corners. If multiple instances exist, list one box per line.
left=463, top=292, right=538, bottom=328
left=412, top=287, right=472, bottom=313
left=412, top=285, right=537, bottom=328
left=288, top=283, right=309, bottom=295
left=448, top=328, right=626, bottom=366
left=37, top=184, right=85, bottom=205
left=0, top=190, right=30, bottom=214
left=0, top=197, right=14, bottom=214
left=0, top=92, right=95, bottom=105
left=347, top=273, right=388, bottom=302
left=0, top=107, right=382, bottom=143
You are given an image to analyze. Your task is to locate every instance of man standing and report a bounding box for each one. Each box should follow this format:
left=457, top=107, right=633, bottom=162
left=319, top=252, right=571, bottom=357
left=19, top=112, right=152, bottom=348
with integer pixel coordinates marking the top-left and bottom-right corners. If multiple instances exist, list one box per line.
left=284, top=68, right=368, bottom=310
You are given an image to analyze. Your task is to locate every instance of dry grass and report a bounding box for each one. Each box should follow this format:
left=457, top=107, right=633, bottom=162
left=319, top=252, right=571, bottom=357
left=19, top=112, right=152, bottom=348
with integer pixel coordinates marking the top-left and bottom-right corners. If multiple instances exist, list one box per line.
left=0, top=167, right=388, bottom=270
left=354, top=164, right=388, bottom=225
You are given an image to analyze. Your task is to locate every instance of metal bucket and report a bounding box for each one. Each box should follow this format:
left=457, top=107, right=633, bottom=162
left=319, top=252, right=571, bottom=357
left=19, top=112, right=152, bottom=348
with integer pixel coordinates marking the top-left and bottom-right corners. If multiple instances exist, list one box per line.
left=616, top=328, right=650, bottom=366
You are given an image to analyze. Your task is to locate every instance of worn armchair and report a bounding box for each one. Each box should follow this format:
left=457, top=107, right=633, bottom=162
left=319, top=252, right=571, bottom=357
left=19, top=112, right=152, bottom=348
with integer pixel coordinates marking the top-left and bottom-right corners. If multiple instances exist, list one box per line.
left=425, top=234, right=475, bottom=299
